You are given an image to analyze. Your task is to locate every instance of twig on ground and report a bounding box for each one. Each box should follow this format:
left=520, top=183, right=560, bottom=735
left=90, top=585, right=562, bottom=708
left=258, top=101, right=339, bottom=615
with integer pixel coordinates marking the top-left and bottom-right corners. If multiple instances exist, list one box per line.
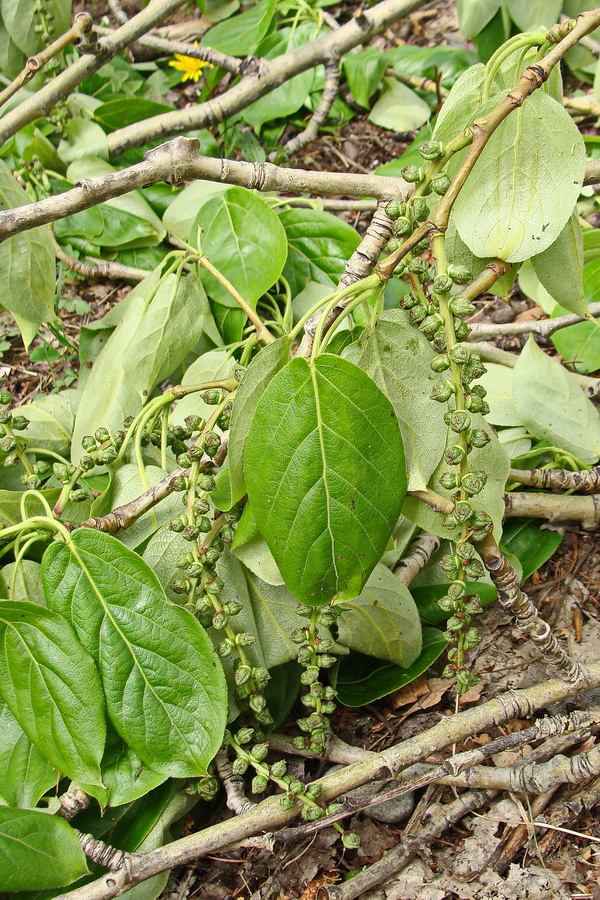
left=53, top=236, right=150, bottom=282
left=215, top=749, right=257, bottom=815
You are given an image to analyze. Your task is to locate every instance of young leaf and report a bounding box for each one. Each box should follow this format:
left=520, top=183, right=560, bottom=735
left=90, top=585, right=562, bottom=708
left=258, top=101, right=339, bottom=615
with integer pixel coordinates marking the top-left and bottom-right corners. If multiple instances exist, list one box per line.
left=42, top=531, right=227, bottom=777
left=336, top=564, right=422, bottom=667
left=244, top=354, right=406, bottom=604
left=0, top=159, right=56, bottom=347
left=190, top=187, right=287, bottom=307
left=0, top=601, right=106, bottom=786
left=229, top=336, right=291, bottom=503
left=513, top=336, right=600, bottom=464
left=0, top=808, right=88, bottom=891
left=531, top=212, right=587, bottom=317
left=454, top=91, right=586, bottom=263
left=0, top=703, right=57, bottom=808
left=344, top=310, right=448, bottom=490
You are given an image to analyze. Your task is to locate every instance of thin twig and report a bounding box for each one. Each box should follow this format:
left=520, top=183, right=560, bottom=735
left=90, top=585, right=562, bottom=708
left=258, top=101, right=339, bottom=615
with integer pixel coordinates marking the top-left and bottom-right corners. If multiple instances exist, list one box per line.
left=468, top=302, right=600, bottom=340
left=53, top=235, right=150, bottom=282
left=285, top=59, right=341, bottom=154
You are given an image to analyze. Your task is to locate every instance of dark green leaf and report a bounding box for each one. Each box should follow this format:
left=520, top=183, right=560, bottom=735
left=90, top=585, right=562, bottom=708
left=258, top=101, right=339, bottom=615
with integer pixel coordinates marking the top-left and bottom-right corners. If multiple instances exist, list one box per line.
left=0, top=600, right=105, bottom=786
left=245, top=354, right=406, bottom=604
left=263, top=661, right=302, bottom=728
left=501, top=519, right=564, bottom=581
left=280, top=208, right=360, bottom=298
left=94, top=98, right=175, bottom=132
left=334, top=628, right=447, bottom=707
left=42, top=531, right=227, bottom=777
left=204, top=0, right=275, bottom=55
left=0, top=703, right=57, bottom=808
left=0, top=808, right=88, bottom=891
left=343, top=47, right=388, bottom=108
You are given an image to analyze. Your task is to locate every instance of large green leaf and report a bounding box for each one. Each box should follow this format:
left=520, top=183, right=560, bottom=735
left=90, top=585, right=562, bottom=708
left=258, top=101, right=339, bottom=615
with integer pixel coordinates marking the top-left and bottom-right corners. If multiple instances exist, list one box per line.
left=191, top=187, right=287, bottom=308
left=368, top=78, right=432, bottom=132
left=0, top=703, right=57, bottom=808
left=71, top=267, right=214, bottom=461
left=205, top=0, right=275, bottom=55
left=501, top=519, right=564, bottom=581
left=0, top=808, right=88, bottom=891
left=344, top=310, right=447, bottom=490
left=0, top=159, right=56, bottom=347
left=343, top=47, right=389, bottom=108
left=244, top=354, right=406, bottom=604
left=336, top=564, right=422, bottom=667
left=0, top=601, right=105, bottom=786
left=42, top=531, right=227, bottom=777
left=531, top=212, right=587, bottom=317
left=229, top=337, right=291, bottom=503
left=513, top=336, right=600, bottom=464
left=81, top=729, right=166, bottom=809
left=0, top=559, right=45, bottom=606
left=16, top=389, right=79, bottom=459
left=454, top=91, right=586, bottom=263
left=432, top=64, right=485, bottom=144
left=505, top=0, right=561, bottom=31
left=456, top=0, right=501, bottom=37
left=279, top=208, right=360, bottom=297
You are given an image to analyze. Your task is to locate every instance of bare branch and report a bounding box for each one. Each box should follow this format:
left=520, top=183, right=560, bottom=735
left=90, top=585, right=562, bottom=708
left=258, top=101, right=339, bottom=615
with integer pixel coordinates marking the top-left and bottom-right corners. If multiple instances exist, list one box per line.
left=285, top=59, right=341, bottom=155
left=509, top=466, right=600, bottom=494
left=394, top=533, right=440, bottom=585
left=504, top=491, right=600, bottom=530
left=53, top=236, right=150, bottom=282
left=468, top=302, right=600, bottom=340
left=0, top=138, right=406, bottom=242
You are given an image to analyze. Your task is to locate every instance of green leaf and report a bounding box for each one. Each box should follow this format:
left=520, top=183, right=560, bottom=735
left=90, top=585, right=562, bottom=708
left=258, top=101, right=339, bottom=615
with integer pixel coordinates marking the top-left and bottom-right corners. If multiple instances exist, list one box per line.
left=0, top=600, right=106, bottom=786
left=243, top=24, right=317, bottom=131
left=71, top=266, right=213, bottom=459
left=191, top=187, right=287, bottom=308
left=162, top=181, right=228, bottom=242
left=204, top=0, right=275, bottom=55
left=344, top=310, right=448, bottom=490
left=0, top=489, right=60, bottom=527
left=0, top=0, right=71, bottom=56
left=504, top=0, right=561, bottom=31
left=244, top=571, right=302, bottom=668
left=343, top=47, right=388, bottom=108
left=531, top=212, right=587, bottom=317
left=168, top=349, right=236, bottom=430
left=57, top=119, right=109, bottom=164
left=334, top=628, right=447, bottom=707
left=384, top=45, right=476, bottom=87
left=513, top=336, right=600, bottom=464
left=551, top=320, right=600, bottom=375
left=280, top=208, right=360, bottom=297
left=16, top=389, right=79, bottom=459
left=0, top=703, right=57, bottom=808
left=42, top=530, right=227, bottom=777
left=368, top=78, right=431, bottom=132
left=229, top=337, right=291, bottom=503
left=0, top=560, right=46, bottom=606
left=263, top=661, right=302, bottom=728
left=336, top=564, right=422, bottom=667
left=94, top=98, right=175, bottom=132
left=456, top=0, right=501, bottom=37
left=0, top=159, right=56, bottom=347
left=454, top=91, right=586, bottom=263
left=245, top=354, right=406, bottom=604
left=402, top=413, right=510, bottom=540
left=0, top=808, right=88, bottom=891
left=476, top=363, right=520, bottom=425
left=81, top=730, right=166, bottom=808
left=432, top=64, right=485, bottom=144
left=141, top=525, right=188, bottom=604
left=501, top=518, right=564, bottom=581
left=232, top=531, right=284, bottom=586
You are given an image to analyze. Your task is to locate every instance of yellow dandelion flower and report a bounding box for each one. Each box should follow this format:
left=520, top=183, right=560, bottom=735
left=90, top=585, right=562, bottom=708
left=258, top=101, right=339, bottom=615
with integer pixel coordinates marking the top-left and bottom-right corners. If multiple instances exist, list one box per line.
left=169, top=44, right=213, bottom=83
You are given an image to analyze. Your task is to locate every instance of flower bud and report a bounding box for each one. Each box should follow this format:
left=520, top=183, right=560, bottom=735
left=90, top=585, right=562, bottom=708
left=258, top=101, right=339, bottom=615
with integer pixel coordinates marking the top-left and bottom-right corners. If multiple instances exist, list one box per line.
left=202, top=389, right=223, bottom=405
left=53, top=462, right=70, bottom=483
left=270, top=760, right=287, bottom=779
left=94, top=427, right=110, bottom=444
left=386, top=238, right=400, bottom=253
left=184, top=414, right=205, bottom=432
left=399, top=292, right=419, bottom=310
left=448, top=581, right=466, bottom=600
left=301, top=666, right=320, bottom=685
left=419, top=140, right=443, bottom=160
left=198, top=474, right=217, bottom=492
left=439, top=472, right=458, bottom=490
left=212, top=610, right=228, bottom=630
left=385, top=198, right=404, bottom=219
left=431, top=174, right=452, bottom=195
left=402, top=165, right=422, bottom=182
left=251, top=775, right=268, bottom=794
left=469, top=429, right=490, bottom=448
left=232, top=757, right=249, bottom=775
left=318, top=654, right=337, bottom=669
left=443, top=512, right=458, bottom=528
left=454, top=321, right=471, bottom=341
left=0, top=435, right=16, bottom=453
left=217, top=639, right=234, bottom=657
left=69, top=487, right=89, bottom=502
left=393, top=216, right=412, bottom=236
left=432, top=330, right=447, bottom=352
left=464, top=558, right=484, bottom=578
left=433, top=274, right=452, bottom=293
left=101, top=447, right=118, bottom=464
left=448, top=264, right=472, bottom=284
left=249, top=692, right=267, bottom=713
left=81, top=435, right=97, bottom=452
left=302, top=805, right=324, bottom=821
left=414, top=238, right=430, bottom=253
left=408, top=305, right=426, bottom=325
left=449, top=296, right=476, bottom=318
left=0, top=391, right=12, bottom=405
left=202, top=547, right=220, bottom=565
left=430, top=382, right=454, bottom=403
left=454, top=500, right=473, bottom=523
left=438, top=595, right=455, bottom=612
left=463, top=628, right=481, bottom=649
left=420, top=313, right=443, bottom=337
left=10, top=415, right=28, bottom=431
left=408, top=256, right=429, bottom=276
left=443, top=410, right=471, bottom=433
left=177, top=452, right=192, bottom=467
left=464, top=596, right=483, bottom=614
left=182, top=525, right=201, bottom=541
left=80, top=455, right=95, bottom=471
left=252, top=667, right=270, bottom=688
left=342, top=831, right=361, bottom=849
left=32, top=460, right=49, bottom=476
left=280, top=793, right=296, bottom=810
left=461, top=470, right=487, bottom=495
left=411, top=197, right=429, bottom=221
left=445, top=444, right=465, bottom=465
left=193, top=497, right=210, bottom=515
left=251, top=742, right=269, bottom=762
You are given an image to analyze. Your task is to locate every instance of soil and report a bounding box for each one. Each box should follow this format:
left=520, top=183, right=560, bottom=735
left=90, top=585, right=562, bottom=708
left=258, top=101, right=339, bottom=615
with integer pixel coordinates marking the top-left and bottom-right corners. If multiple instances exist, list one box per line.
left=1, top=1, right=600, bottom=898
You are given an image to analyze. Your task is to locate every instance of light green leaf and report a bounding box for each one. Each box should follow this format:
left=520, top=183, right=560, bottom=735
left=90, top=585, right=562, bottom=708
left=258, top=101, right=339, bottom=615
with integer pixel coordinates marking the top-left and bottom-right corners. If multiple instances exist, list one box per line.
left=336, top=564, right=422, bottom=667
left=162, top=181, right=228, bottom=242
left=0, top=600, right=106, bottom=786
left=245, top=354, right=406, bottom=604
left=344, top=310, right=447, bottom=490
left=368, top=77, right=431, bottom=132
left=42, top=530, right=227, bottom=777
left=343, top=47, right=389, bottom=108
left=229, top=337, right=291, bottom=503
left=244, top=572, right=301, bottom=668
left=432, top=64, right=485, bottom=144
left=205, top=0, right=275, bottom=55
left=191, top=187, right=287, bottom=308
left=233, top=532, right=285, bottom=586
left=513, top=336, right=600, bottom=464
left=454, top=91, right=586, bottom=263
left=551, top=319, right=600, bottom=375
left=142, top=525, right=189, bottom=604
left=497, top=426, right=532, bottom=460
left=402, top=413, right=510, bottom=540
left=0, top=808, right=88, bottom=891
left=169, top=349, right=237, bottom=429
left=71, top=267, right=212, bottom=460
left=505, top=0, right=561, bottom=31
left=279, top=208, right=361, bottom=298
left=0, top=159, right=56, bottom=347
left=0, top=559, right=45, bottom=606
left=531, top=212, right=587, bottom=317
left=0, top=0, right=71, bottom=56
left=17, top=389, right=79, bottom=459
left=0, top=703, right=57, bottom=808
left=456, top=0, right=501, bottom=37
left=518, top=258, right=559, bottom=314
left=476, top=363, right=520, bottom=425
left=0, top=489, right=60, bottom=527
left=58, top=119, right=109, bottom=163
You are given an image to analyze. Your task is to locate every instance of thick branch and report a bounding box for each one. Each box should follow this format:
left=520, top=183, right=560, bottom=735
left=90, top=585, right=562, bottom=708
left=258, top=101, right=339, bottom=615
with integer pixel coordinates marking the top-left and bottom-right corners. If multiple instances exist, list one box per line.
left=469, top=302, right=600, bottom=340
left=0, top=0, right=188, bottom=148
left=106, top=0, right=429, bottom=155
left=56, top=663, right=600, bottom=900
left=504, top=491, right=600, bottom=530
left=0, top=138, right=405, bottom=242
left=509, top=466, right=600, bottom=494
